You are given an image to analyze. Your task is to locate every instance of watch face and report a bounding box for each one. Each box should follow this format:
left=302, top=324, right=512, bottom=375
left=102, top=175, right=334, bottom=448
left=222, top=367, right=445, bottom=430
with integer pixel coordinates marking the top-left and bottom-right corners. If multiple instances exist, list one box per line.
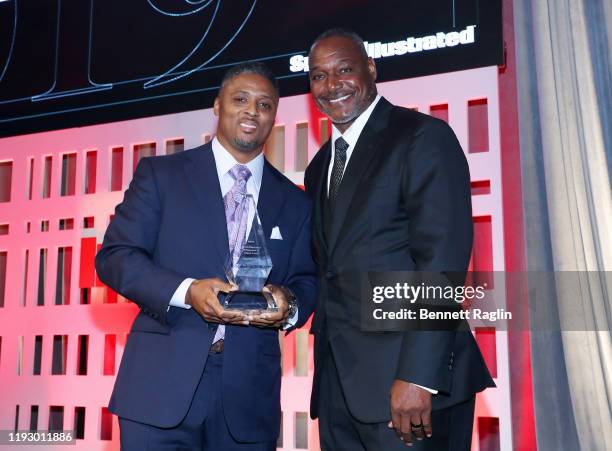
left=283, top=287, right=297, bottom=322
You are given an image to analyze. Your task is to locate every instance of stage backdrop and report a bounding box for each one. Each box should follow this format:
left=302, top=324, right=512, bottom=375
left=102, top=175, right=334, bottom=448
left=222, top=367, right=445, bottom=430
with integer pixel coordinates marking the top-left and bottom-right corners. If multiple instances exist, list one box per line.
left=0, top=0, right=502, bottom=137
left=0, top=64, right=510, bottom=451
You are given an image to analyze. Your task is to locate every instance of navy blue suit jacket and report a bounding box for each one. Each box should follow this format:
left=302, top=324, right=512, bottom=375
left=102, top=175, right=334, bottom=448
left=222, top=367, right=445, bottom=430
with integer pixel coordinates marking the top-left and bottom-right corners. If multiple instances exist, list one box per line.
left=95, top=143, right=316, bottom=442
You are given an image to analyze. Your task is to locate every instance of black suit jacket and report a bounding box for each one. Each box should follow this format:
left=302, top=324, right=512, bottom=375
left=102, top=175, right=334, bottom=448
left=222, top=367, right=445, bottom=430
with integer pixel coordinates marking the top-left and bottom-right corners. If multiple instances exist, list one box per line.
left=304, top=98, right=494, bottom=422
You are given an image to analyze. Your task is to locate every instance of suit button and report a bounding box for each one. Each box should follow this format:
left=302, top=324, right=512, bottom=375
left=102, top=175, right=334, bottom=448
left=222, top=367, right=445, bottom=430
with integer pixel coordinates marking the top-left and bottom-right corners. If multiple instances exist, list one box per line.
left=448, top=365, right=453, bottom=370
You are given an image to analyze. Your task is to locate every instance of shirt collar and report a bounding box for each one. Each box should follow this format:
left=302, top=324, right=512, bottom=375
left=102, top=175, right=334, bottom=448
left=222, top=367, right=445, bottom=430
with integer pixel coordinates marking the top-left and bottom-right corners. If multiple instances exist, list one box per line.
left=211, top=137, right=264, bottom=185
left=331, top=94, right=382, bottom=148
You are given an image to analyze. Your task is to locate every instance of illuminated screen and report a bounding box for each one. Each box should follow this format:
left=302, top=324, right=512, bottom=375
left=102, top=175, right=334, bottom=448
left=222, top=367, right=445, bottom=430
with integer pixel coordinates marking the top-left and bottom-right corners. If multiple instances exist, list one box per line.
left=0, top=0, right=502, bottom=138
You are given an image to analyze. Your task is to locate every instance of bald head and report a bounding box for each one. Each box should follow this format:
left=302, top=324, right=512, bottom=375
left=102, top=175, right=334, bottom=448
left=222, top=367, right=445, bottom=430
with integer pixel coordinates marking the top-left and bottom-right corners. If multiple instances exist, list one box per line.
left=309, top=28, right=369, bottom=62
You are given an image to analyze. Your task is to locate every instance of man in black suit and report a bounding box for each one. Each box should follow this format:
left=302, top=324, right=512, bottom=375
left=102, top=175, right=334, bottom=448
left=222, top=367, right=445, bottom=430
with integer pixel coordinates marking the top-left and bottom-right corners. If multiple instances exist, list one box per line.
left=304, top=29, right=495, bottom=450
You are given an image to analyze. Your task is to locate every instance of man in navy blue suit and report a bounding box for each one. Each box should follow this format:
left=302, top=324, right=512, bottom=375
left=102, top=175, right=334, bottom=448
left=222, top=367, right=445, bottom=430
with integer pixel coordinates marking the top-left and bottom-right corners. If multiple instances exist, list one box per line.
left=95, top=62, right=316, bottom=450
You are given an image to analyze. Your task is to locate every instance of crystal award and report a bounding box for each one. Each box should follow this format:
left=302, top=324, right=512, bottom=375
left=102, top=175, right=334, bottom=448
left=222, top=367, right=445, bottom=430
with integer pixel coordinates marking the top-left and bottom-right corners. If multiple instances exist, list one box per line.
left=223, top=195, right=276, bottom=311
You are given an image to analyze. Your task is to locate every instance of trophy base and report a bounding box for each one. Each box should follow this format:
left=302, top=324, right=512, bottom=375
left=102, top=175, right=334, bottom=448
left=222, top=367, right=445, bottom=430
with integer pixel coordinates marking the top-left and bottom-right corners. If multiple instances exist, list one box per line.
left=222, top=290, right=278, bottom=312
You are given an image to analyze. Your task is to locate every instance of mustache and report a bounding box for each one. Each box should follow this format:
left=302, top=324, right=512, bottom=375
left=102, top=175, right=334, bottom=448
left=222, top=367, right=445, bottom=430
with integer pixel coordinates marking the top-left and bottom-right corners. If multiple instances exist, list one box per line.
left=239, top=116, right=259, bottom=126
left=320, top=90, right=354, bottom=101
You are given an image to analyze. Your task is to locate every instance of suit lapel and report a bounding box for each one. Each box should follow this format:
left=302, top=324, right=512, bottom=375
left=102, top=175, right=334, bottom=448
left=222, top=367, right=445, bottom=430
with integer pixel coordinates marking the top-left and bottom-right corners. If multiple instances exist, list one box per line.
left=182, top=147, right=287, bottom=268
left=312, top=142, right=332, bottom=254
left=183, top=143, right=229, bottom=266
left=257, top=161, right=286, bottom=244
left=327, top=99, right=393, bottom=254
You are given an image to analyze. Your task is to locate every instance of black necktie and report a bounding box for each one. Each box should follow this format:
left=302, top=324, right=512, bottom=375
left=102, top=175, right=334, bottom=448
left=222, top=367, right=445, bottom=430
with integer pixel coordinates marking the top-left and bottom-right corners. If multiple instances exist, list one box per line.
left=328, top=137, right=349, bottom=203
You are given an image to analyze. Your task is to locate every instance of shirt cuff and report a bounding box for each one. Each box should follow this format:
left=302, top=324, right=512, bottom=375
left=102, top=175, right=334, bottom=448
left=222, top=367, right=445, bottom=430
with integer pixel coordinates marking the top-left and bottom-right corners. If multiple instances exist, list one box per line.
left=168, top=278, right=195, bottom=310
left=282, top=306, right=299, bottom=330
left=413, top=383, right=438, bottom=395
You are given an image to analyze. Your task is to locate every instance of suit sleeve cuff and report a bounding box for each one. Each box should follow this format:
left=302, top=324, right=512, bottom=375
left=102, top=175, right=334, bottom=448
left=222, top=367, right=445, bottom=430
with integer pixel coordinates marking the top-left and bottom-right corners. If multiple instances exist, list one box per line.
left=168, top=278, right=195, bottom=310
left=413, top=383, right=438, bottom=395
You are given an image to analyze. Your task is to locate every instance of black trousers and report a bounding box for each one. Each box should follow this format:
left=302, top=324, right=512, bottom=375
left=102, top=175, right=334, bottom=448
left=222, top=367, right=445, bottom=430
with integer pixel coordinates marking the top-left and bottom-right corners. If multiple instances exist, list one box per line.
left=317, top=348, right=475, bottom=451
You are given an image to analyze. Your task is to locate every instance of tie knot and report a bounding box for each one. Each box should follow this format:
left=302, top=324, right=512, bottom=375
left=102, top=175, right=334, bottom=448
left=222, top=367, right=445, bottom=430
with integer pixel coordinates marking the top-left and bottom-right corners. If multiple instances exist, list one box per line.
left=334, top=137, right=349, bottom=156
left=229, top=164, right=252, bottom=182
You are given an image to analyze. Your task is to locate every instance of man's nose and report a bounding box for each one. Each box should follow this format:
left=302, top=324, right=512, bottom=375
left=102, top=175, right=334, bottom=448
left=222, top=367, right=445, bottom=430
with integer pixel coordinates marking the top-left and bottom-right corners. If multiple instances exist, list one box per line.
left=326, top=74, right=342, bottom=92
left=245, top=100, right=258, bottom=116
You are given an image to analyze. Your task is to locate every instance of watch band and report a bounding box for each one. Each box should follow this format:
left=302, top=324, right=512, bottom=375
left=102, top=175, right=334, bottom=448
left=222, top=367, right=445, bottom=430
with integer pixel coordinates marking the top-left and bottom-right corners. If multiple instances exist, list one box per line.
left=284, top=287, right=297, bottom=322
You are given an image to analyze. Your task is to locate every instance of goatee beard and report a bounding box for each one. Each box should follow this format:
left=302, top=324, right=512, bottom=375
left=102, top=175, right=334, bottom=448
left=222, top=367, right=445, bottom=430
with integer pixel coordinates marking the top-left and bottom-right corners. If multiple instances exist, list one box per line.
left=234, top=137, right=260, bottom=152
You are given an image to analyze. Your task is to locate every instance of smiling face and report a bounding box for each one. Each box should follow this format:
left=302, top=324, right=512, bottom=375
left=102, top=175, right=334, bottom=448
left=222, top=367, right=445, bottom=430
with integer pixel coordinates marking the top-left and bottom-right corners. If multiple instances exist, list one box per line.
left=309, top=35, right=377, bottom=133
left=214, top=72, right=279, bottom=163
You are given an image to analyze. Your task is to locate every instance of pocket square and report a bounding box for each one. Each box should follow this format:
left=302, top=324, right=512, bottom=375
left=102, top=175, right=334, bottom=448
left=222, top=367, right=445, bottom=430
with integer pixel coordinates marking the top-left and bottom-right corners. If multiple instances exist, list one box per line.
left=270, top=226, right=283, bottom=240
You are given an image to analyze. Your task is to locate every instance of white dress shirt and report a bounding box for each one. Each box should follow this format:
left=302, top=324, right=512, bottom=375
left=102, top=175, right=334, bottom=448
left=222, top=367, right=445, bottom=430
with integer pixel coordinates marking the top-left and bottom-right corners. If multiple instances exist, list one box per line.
left=169, top=138, right=297, bottom=334
left=327, top=95, right=382, bottom=194
left=326, top=96, right=438, bottom=395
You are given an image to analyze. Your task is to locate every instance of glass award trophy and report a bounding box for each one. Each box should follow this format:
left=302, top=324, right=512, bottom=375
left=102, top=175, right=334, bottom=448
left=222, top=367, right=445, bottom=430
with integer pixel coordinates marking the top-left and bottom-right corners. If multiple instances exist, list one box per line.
left=223, top=195, right=276, bottom=311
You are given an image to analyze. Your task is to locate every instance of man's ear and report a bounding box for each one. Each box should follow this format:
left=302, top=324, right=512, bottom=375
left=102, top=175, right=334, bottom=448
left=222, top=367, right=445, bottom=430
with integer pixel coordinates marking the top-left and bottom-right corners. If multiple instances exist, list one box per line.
left=213, top=97, right=220, bottom=117
left=368, top=57, right=377, bottom=81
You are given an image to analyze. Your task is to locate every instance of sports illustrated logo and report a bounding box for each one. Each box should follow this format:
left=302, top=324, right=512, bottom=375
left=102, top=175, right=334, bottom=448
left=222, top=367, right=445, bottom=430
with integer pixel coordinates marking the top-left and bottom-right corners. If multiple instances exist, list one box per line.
left=289, top=25, right=477, bottom=73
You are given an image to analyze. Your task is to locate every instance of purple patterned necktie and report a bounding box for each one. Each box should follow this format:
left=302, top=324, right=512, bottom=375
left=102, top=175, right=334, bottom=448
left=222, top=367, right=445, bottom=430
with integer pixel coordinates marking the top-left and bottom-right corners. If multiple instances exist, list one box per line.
left=224, top=164, right=252, bottom=265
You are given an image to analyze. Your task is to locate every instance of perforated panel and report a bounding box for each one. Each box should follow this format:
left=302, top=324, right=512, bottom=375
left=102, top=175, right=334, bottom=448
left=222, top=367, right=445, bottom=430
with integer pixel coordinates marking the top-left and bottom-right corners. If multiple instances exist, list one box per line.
left=0, top=66, right=510, bottom=450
